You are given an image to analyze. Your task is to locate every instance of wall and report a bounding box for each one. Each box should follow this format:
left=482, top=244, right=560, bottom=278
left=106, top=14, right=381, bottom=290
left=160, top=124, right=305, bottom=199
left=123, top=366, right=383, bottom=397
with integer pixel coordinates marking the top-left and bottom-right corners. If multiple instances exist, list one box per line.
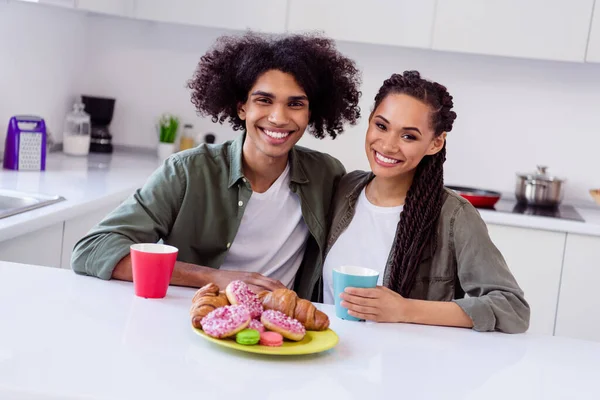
left=4, top=5, right=600, bottom=204
left=0, top=1, right=87, bottom=146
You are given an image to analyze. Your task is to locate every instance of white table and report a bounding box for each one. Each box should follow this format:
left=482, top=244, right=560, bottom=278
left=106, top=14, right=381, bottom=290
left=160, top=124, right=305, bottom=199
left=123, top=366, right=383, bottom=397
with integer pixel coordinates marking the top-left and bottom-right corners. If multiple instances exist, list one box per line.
left=1, top=262, right=599, bottom=400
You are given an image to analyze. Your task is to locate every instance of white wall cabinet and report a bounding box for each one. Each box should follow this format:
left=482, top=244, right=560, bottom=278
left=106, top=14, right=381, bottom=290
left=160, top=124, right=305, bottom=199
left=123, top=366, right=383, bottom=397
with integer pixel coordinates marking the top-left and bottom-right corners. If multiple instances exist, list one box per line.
left=487, top=224, right=565, bottom=335
left=287, top=0, right=435, bottom=49
left=586, top=3, right=600, bottom=62
left=135, top=0, right=286, bottom=33
left=14, top=0, right=75, bottom=8
left=0, top=223, right=64, bottom=268
left=77, top=0, right=134, bottom=17
left=61, top=201, right=123, bottom=269
left=432, top=0, right=594, bottom=62
left=555, top=234, right=600, bottom=342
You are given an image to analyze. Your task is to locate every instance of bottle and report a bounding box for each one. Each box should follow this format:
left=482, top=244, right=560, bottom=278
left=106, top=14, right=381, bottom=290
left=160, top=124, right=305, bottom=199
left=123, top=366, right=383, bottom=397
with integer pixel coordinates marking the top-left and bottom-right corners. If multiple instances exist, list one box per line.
left=63, top=101, right=91, bottom=156
left=179, top=124, right=196, bottom=151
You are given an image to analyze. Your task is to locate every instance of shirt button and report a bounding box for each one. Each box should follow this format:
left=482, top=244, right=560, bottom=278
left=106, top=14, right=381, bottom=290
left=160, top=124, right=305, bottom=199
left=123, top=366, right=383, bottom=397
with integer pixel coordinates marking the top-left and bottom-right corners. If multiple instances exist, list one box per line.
left=226, top=242, right=231, bottom=249
left=238, top=201, right=244, bottom=207
left=242, top=178, right=247, bottom=183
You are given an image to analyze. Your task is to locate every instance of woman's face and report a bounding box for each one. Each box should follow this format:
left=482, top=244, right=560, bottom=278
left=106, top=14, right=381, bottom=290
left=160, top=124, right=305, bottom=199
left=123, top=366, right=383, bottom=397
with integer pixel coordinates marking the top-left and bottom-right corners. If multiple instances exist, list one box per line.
left=365, top=93, right=446, bottom=180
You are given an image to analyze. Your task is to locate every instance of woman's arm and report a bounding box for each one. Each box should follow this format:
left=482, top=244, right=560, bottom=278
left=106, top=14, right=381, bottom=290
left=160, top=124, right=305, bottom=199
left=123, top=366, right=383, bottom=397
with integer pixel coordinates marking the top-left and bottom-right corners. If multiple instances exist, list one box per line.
left=450, top=204, right=531, bottom=333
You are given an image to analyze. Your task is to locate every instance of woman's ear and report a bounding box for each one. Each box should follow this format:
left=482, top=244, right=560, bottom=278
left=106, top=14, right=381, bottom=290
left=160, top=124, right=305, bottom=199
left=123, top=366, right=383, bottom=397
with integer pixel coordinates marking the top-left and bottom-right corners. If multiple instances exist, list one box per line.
left=426, top=132, right=447, bottom=156
left=237, top=102, right=246, bottom=121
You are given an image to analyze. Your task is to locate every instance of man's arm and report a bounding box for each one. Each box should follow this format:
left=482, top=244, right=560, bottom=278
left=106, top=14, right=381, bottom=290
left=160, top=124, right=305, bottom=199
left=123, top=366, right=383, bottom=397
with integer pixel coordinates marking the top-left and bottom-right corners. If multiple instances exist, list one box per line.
left=112, top=255, right=285, bottom=293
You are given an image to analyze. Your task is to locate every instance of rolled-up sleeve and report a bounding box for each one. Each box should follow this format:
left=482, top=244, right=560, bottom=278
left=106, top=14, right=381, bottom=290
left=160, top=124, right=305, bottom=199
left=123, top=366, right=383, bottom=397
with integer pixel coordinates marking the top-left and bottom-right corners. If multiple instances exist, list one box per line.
left=71, top=157, right=186, bottom=279
left=451, top=204, right=531, bottom=333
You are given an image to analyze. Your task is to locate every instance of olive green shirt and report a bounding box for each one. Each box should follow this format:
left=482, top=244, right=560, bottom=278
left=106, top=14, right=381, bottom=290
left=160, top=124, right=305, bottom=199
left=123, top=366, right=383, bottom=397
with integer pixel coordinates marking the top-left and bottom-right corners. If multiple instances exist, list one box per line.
left=71, top=133, right=345, bottom=300
left=323, top=171, right=530, bottom=333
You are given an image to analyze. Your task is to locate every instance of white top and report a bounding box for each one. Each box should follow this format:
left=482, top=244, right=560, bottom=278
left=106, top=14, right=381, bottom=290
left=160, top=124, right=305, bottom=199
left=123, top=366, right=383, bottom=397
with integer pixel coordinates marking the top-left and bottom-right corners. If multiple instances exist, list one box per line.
left=219, top=163, right=309, bottom=288
left=1, top=262, right=599, bottom=400
left=323, top=188, right=403, bottom=304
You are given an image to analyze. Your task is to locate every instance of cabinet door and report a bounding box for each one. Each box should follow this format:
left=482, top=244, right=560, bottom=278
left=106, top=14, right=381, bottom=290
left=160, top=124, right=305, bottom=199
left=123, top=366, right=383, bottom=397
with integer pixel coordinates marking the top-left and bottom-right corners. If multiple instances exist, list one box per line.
left=487, top=224, right=565, bottom=335
left=555, top=234, right=600, bottom=342
left=77, top=0, right=134, bottom=17
left=287, top=0, right=435, bottom=49
left=0, top=223, right=64, bottom=268
left=586, top=3, right=600, bottom=62
left=432, top=0, right=594, bottom=62
left=20, top=0, right=75, bottom=8
left=61, top=201, right=124, bottom=269
left=135, top=0, right=286, bottom=33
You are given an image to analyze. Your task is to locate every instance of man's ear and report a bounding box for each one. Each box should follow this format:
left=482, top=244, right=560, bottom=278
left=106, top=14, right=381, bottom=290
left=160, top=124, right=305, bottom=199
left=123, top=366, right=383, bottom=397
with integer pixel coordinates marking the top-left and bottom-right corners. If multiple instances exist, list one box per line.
left=426, top=132, right=447, bottom=156
left=237, top=102, right=246, bottom=121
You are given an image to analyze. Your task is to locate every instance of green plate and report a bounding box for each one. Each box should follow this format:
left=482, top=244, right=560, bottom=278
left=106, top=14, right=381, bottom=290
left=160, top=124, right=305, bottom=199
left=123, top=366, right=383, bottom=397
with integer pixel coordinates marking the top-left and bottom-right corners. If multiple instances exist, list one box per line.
left=192, top=326, right=339, bottom=355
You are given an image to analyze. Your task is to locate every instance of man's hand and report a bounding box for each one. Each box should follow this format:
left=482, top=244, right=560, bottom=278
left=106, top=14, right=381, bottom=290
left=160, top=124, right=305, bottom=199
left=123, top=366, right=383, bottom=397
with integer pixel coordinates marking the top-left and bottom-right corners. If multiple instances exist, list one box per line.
left=204, top=269, right=287, bottom=294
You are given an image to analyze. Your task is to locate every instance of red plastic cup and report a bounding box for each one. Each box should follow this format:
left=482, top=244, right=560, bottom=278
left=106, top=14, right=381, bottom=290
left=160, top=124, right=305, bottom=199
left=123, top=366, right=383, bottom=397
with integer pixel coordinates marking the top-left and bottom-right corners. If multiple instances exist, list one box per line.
left=130, top=243, right=178, bottom=299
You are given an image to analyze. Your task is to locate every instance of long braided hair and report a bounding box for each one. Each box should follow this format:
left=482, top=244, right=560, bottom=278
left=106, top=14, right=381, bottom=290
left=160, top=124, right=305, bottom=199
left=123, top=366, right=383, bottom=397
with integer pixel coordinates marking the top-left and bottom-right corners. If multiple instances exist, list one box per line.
left=375, top=71, right=457, bottom=297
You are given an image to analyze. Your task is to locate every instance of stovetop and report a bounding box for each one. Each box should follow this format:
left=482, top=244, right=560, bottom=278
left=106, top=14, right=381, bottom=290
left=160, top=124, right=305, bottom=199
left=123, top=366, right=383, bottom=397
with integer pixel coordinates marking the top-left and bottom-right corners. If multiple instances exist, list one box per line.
left=477, top=199, right=585, bottom=222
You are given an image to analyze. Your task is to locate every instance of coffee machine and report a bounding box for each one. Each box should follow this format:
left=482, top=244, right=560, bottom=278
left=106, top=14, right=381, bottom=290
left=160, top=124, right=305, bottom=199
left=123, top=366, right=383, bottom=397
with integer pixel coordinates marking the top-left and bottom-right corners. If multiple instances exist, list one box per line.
left=81, top=95, right=115, bottom=153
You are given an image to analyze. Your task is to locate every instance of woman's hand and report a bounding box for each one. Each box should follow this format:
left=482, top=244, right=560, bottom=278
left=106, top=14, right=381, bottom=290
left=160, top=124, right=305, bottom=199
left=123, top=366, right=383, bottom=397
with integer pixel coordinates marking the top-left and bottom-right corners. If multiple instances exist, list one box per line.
left=340, top=286, right=413, bottom=323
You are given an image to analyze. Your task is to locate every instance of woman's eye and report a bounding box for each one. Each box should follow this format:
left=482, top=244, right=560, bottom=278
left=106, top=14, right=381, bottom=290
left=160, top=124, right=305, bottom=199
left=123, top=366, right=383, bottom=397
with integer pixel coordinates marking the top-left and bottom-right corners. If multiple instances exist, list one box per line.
left=257, top=98, right=271, bottom=104
left=402, top=134, right=416, bottom=141
left=289, top=102, right=304, bottom=108
left=376, top=123, right=387, bottom=131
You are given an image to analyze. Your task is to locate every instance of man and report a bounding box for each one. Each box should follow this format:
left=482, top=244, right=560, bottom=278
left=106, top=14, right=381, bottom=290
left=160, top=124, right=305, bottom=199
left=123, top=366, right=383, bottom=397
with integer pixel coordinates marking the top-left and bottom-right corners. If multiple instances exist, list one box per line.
left=71, top=32, right=361, bottom=299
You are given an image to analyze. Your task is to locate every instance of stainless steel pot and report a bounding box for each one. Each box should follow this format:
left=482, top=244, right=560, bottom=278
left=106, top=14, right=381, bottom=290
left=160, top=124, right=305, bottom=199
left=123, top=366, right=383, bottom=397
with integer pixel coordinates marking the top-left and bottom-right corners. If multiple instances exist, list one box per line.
left=515, top=166, right=565, bottom=207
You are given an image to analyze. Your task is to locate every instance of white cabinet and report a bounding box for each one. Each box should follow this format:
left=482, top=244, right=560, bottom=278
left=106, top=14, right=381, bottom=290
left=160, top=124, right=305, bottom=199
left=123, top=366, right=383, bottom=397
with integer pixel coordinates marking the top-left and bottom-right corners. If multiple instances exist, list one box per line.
left=432, top=0, right=594, bottom=62
left=287, top=0, right=436, bottom=49
left=77, top=0, right=134, bottom=17
left=135, top=0, right=286, bottom=33
left=487, top=224, right=565, bottom=335
left=0, top=223, right=64, bottom=268
left=61, top=201, right=123, bottom=269
left=555, top=234, right=600, bottom=342
left=586, top=3, right=600, bottom=62
left=15, top=0, right=75, bottom=8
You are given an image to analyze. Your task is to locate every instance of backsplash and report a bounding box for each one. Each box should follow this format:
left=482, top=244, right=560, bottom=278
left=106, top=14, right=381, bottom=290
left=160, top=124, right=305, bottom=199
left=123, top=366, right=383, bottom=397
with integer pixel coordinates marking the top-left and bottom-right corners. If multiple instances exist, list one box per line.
left=3, top=2, right=600, bottom=204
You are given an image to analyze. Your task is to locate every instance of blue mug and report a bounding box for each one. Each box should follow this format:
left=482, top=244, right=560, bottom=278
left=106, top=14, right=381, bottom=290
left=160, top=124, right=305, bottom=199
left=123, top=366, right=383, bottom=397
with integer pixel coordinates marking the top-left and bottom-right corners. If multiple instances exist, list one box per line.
left=333, top=265, right=380, bottom=321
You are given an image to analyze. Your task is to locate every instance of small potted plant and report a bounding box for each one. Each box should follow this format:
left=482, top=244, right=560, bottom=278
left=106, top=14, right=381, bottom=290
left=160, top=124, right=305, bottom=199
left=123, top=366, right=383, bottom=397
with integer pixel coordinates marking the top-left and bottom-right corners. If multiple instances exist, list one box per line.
left=157, top=113, right=180, bottom=160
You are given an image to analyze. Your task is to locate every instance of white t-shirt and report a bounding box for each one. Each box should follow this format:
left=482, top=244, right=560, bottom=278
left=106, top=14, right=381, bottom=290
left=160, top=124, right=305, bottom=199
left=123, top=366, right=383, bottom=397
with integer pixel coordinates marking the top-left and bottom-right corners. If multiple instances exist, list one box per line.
left=219, top=163, right=309, bottom=288
left=322, top=187, right=403, bottom=305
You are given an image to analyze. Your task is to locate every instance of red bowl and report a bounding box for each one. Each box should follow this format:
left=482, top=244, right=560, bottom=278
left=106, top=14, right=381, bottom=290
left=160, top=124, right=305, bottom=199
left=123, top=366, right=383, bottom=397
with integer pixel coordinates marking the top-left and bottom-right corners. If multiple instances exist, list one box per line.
left=446, top=186, right=501, bottom=208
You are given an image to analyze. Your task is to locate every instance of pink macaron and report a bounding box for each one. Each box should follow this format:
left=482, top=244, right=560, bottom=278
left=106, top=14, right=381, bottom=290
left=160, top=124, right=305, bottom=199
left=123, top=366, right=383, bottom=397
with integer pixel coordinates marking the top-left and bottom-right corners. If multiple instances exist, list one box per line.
left=259, top=331, right=283, bottom=347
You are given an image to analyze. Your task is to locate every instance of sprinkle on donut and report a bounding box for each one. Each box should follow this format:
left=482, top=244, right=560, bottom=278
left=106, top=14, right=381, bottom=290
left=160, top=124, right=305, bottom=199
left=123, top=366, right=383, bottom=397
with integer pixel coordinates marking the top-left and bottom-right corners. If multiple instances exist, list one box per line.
left=225, top=280, right=264, bottom=319
left=201, top=305, right=251, bottom=339
left=248, top=319, right=265, bottom=333
left=261, top=309, right=306, bottom=341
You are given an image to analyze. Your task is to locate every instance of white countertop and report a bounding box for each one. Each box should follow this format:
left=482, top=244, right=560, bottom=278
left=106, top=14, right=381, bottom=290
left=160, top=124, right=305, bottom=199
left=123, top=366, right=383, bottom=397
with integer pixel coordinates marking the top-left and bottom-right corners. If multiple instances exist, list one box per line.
left=0, top=262, right=599, bottom=400
left=1, top=150, right=600, bottom=240
left=0, top=151, right=161, bottom=241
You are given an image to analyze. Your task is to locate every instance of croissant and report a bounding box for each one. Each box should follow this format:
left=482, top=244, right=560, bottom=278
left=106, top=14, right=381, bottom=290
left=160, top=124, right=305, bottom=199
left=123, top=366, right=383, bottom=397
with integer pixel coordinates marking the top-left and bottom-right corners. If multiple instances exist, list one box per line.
left=190, top=283, right=230, bottom=329
left=258, top=288, right=330, bottom=331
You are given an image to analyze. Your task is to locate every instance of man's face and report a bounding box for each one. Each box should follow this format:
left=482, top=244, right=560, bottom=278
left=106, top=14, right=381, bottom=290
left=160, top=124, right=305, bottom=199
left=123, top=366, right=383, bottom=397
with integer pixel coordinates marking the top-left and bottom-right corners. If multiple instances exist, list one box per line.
left=238, top=69, right=310, bottom=162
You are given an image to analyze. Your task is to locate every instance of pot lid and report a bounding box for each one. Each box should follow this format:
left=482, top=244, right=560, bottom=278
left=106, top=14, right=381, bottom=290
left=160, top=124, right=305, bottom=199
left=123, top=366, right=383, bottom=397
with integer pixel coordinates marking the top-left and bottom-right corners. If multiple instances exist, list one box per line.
left=517, top=165, right=565, bottom=182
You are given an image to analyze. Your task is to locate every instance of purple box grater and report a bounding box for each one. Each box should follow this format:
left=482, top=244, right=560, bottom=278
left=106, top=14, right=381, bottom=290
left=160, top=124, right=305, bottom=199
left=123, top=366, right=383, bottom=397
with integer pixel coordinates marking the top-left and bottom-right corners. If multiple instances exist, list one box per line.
left=3, top=115, right=47, bottom=171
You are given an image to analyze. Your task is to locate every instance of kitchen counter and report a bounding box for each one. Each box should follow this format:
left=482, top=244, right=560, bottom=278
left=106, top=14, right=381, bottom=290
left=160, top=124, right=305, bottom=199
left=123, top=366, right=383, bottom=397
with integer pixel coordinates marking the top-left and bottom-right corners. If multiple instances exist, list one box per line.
left=0, top=262, right=599, bottom=400
left=0, top=151, right=161, bottom=242
left=1, top=150, right=600, bottom=241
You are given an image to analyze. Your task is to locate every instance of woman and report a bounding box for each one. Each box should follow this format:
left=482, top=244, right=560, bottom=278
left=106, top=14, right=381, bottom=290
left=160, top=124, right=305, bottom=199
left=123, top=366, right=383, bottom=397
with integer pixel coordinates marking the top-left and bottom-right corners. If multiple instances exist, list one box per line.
left=322, top=71, right=530, bottom=333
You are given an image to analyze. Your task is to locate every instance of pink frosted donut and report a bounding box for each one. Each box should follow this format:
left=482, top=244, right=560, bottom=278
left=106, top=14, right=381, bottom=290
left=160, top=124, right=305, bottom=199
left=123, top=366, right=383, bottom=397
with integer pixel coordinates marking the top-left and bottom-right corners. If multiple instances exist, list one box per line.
left=225, top=280, right=263, bottom=319
left=248, top=319, right=265, bottom=333
left=201, top=305, right=251, bottom=339
left=261, top=309, right=306, bottom=341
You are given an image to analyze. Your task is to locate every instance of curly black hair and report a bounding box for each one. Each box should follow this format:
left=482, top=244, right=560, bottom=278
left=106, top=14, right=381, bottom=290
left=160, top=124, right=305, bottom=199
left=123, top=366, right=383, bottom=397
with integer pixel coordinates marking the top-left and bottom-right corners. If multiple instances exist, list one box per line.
left=373, top=71, right=457, bottom=297
left=188, top=32, right=361, bottom=139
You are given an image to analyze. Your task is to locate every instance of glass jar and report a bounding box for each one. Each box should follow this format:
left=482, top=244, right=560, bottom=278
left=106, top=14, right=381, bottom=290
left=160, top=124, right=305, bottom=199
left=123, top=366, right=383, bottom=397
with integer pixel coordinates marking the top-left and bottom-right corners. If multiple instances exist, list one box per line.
left=63, top=101, right=91, bottom=156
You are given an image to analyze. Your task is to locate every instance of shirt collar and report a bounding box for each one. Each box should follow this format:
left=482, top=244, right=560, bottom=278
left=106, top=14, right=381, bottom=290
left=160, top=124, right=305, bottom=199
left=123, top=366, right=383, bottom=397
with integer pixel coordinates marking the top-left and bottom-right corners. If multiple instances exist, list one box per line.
left=228, top=132, right=309, bottom=188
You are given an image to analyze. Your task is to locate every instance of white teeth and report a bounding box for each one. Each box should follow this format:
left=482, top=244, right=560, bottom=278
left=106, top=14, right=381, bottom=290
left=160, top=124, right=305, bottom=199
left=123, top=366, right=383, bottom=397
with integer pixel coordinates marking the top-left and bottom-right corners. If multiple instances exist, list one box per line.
left=375, top=151, right=399, bottom=164
left=263, top=129, right=291, bottom=139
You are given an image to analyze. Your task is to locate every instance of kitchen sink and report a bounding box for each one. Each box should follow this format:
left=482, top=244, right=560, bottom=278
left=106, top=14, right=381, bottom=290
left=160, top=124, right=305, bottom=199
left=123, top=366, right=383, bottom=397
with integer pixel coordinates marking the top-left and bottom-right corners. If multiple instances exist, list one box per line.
left=0, top=189, right=65, bottom=219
